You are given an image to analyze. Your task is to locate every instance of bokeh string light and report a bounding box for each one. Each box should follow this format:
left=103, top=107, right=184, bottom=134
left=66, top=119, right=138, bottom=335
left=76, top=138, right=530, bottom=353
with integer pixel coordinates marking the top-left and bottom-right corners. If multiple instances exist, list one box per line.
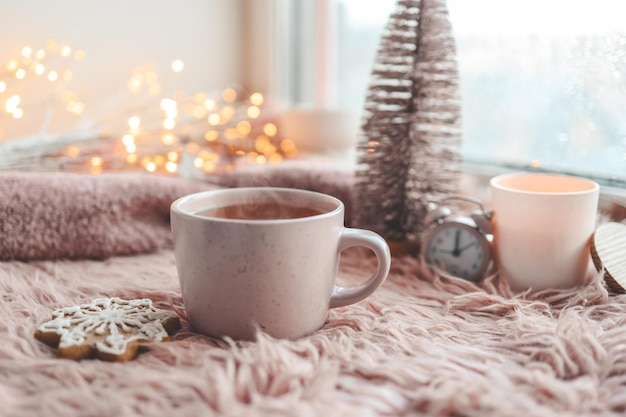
left=89, top=63, right=297, bottom=177
left=1, top=45, right=297, bottom=177
left=0, top=39, right=85, bottom=122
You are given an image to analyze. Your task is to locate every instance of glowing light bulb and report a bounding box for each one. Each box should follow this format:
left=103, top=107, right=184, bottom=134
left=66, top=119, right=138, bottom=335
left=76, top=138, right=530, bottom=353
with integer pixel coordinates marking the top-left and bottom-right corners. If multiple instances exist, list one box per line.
left=127, top=77, right=142, bottom=93
left=204, top=98, right=217, bottom=111
left=90, top=156, right=104, bottom=167
left=171, top=59, right=184, bottom=73
left=60, top=46, right=72, bottom=57
left=222, top=88, right=237, bottom=102
left=250, top=92, right=264, bottom=106
left=46, top=39, right=58, bottom=53
left=203, top=160, right=216, bottom=173
left=125, top=143, right=137, bottom=153
left=280, top=139, right=296, bottom=155
left=21, top=47, right=32, bottom=58
left=34, top=64, right=45, bottom=75
left=165, top=110, right=177, bottom=119
left=12, top=108, right=23, bottom=119
left=0, top=82, right=5, bottom=93
left=236, top=121, right=251, bottom=136
left=15, top=69, right=26, bottom=79
left=269, top=153, right=283, bottom=164
left=247, top=105, right=261, bottom=119
left=194, top=92, right=208, bottom=103
left=145, top=161, right=157, bottom=172
left=163, top=118, right=176, bottom=130
left=122, top=134, right=134, bottom=146
left=199, top=150, right=213, bottom=160
left=7, top=60, right=18, bottom=72
left=6, top=95, right=21, bottom=112
left=160, top=98, right=177, bottom=112
left=48, top=71, right=58, bottom=82
left=65, top=146, right=80, bottom=158
left=263, top=123, right=277, bottom=137
left=220, top=105, right=235, bottom=120
left=128, top=116, right=141, bottom=130
left=155, top=155, right=165, bottom=167
left=35, top=49, right=46, bottom=60
left=167, top=151, right=179, bottom=161
left=161, top=133, right=176, bottom=145
left=204, top=130, right=218, bottom=142
left=165, top=161, right=178, bottom=173
left=160, top=99, right=178, bottom=118
left=208, top=114, right=221, bottom=126
left=67, top=101, right=85, bottom=115
left=255, top=136, right=275, bottom=154
left=224, top=128, right=238, bottom=140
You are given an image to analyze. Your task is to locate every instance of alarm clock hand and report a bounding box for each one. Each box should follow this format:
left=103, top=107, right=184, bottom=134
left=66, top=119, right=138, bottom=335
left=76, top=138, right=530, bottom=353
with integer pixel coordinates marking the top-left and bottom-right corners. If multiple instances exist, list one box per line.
left=452, top=230, right=462, bottom=257
left=458, top=241, right=477, bottom=253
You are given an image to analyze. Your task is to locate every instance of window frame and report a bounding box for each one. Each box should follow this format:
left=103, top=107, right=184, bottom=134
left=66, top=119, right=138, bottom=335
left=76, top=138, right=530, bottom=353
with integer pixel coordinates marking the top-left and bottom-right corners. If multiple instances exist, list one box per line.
left=249, top=0, right=625, bottom=192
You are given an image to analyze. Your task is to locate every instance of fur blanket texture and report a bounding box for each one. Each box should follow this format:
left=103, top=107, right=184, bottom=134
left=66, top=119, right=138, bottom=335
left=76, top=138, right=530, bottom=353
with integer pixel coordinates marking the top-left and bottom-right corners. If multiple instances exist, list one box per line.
left=1, top=168, right=626, bottom=417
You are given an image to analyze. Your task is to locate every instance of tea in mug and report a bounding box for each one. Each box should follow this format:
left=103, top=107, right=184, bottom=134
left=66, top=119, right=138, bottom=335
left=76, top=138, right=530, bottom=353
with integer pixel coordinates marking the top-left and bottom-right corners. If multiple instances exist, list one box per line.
left=195, top=202, right=326, bottom=220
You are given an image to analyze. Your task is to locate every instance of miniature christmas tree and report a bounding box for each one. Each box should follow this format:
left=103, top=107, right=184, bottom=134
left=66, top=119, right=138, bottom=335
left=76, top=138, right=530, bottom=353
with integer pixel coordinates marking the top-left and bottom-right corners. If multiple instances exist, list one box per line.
left=355, top=0, right=462, bottom=249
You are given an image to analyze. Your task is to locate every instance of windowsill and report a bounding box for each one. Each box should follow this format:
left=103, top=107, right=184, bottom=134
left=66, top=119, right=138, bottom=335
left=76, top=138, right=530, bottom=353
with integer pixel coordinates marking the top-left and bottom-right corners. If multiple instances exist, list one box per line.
left=462, top=161, right=626, bottom=222
left=224, top=152, right=625, bottom=223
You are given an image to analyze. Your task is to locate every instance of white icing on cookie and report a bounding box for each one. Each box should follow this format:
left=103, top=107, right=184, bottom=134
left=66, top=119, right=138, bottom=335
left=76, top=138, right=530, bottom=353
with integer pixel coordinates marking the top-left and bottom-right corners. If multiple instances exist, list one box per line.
left=38, top=297, right=177, bottom=355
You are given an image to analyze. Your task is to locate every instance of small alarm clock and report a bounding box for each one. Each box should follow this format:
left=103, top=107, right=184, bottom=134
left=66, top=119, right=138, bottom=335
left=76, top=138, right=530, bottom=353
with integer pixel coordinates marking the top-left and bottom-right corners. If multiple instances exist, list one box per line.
left=421, top=196, right=494, bottom=282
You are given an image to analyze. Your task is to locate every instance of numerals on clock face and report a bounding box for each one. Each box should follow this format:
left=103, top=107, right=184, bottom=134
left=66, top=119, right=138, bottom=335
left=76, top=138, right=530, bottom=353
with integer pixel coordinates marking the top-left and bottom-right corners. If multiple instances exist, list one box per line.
left=424, top=224, right=487, bottom=281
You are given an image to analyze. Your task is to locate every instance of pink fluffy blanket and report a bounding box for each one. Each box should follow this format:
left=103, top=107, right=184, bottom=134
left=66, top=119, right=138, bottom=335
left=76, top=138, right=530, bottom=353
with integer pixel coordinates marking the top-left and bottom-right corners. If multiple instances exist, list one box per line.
left=1, top=169, right=626, bottom=417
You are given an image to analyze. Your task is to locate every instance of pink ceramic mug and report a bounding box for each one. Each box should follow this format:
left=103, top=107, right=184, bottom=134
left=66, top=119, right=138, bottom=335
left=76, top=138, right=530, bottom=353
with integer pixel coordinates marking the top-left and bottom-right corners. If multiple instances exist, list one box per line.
left=490, top=173, right=599, bottom=292
left=171, top=187, right=391, bottom=341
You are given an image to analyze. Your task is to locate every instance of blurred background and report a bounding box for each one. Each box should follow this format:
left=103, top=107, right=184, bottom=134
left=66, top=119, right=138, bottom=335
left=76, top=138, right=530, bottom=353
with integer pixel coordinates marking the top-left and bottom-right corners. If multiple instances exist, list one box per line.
left=0, top=0, right=624, bottom=185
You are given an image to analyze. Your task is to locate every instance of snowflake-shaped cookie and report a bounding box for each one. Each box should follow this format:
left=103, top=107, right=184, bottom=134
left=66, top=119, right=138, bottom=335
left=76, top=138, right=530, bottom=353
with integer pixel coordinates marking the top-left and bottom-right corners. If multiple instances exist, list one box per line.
left=34, top=297, right=180, bottom=361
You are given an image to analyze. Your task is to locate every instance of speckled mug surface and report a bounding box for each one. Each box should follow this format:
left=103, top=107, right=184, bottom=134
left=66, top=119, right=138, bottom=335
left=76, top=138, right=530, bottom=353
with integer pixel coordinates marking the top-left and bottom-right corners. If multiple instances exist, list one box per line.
left=171, top=187, right=391, bottom=341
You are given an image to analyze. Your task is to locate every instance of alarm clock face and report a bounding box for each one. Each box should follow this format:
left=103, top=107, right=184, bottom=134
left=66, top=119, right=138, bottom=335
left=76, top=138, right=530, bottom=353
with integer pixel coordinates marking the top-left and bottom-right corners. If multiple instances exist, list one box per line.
left=423, top=222, right=490, bottom=281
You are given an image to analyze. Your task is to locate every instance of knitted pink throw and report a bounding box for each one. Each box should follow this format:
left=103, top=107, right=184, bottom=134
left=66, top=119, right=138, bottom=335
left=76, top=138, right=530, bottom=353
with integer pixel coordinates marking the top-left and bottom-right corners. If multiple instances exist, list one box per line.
left=0, top=172, right=216, bottom=261
left=1, top=170, right=626, bottom=417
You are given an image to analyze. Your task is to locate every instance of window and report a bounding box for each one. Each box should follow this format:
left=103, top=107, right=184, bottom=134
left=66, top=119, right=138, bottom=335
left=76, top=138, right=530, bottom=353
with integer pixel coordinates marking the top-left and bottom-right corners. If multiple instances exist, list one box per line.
left=287, top=0, right=626, bottom=187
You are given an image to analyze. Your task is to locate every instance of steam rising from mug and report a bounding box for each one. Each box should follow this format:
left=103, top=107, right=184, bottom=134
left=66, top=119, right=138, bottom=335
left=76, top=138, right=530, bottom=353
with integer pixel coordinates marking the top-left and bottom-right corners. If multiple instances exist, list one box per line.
left=193, top=188, right=323, bottom=220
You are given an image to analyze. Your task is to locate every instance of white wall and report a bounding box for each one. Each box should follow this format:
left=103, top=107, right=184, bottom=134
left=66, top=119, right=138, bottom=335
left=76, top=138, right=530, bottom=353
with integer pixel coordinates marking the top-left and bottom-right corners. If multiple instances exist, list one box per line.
left=0, top=0, right=243, bottom=143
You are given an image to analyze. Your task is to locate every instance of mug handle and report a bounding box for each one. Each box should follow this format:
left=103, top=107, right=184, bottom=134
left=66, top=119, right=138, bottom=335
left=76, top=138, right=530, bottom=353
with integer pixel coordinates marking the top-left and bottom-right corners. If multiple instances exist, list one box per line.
left=329, top=228, right=391, bottom=308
